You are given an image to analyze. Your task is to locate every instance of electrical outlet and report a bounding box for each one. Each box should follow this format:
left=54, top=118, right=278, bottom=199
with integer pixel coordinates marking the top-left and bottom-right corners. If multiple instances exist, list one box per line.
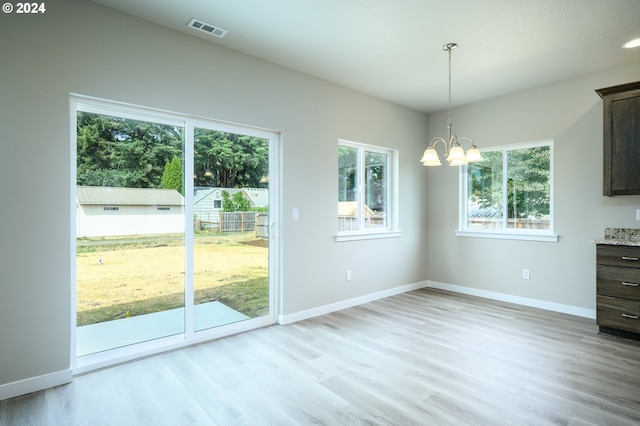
left=522, top=269, right=530, bottom=280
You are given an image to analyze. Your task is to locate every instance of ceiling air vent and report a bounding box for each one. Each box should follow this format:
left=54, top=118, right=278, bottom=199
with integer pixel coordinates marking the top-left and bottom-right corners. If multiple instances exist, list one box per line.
left=187, top=18, right=228, bottom=38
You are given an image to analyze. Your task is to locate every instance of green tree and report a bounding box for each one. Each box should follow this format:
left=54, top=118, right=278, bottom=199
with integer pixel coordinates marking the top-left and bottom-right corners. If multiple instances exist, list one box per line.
left=76, top=112, right=183, bottom=188
left=77, top=112, right=269, bottom=192
left=364, top=151, right=386, bottom=213
left=338, top=145, right=357, bottom=202
left=194, top=129, right=268, bottom=188
left=506, top=146, right=550, bottom=219
left=221, top=191, right=252, bottom=212
left=468, top=150, right=503, bottom=211
left=161, top=155, right=183, bottom=195
left=468, top=146, right=550, bottom=219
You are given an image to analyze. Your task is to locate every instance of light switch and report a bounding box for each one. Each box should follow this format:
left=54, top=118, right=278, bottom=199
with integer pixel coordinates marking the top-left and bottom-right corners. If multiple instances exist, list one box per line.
left=637, top=209, right=640, bottom=221
left=292, top=208, right=299, bottom=220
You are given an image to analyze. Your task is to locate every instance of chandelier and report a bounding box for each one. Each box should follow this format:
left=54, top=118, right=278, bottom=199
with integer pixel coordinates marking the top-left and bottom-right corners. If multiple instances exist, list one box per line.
left=420, top=43, right=482, bottom=167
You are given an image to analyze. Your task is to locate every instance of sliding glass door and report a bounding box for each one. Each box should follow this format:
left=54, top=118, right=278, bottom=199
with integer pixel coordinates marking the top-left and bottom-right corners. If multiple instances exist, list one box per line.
left=75, top=110, right=186, bottom=356
left=73, top=97, right=276, bottom=365
left=191, top=125, right=271, bottom=332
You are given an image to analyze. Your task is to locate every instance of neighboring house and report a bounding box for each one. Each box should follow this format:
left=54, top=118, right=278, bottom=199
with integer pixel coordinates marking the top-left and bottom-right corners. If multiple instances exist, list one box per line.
left=76, top=186, right=185, bottom=238
left=194, top=187, right=268, bottom=228
left=193, top=187, right=228, bottom=226
left=338, top=201, right=383, bottom=230
left=467, top=204, right=502, bottom=230
left=338, top=201, right=375, bottom=218
left=467, top=203, right=550, bottom=230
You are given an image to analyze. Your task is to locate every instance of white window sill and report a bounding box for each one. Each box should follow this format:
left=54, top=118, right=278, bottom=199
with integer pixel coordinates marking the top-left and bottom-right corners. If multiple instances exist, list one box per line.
left=336, top=230, right=402, bottom=242
left=455, top=230, right=559, bottom=243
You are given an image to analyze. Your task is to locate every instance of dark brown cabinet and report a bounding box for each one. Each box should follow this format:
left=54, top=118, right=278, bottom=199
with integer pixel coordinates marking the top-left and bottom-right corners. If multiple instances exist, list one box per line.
left=595, top=81, right=640, bottom=196
left=596, top=244, right=640, bottom=340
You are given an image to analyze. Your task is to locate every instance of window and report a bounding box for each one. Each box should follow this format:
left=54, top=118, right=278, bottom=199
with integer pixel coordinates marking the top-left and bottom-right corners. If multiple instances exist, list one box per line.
left=103, top=206, right=119, bottom=211
left=458, top=140, right=557, bottom=242
left=337, top=139, right=399, bottom=241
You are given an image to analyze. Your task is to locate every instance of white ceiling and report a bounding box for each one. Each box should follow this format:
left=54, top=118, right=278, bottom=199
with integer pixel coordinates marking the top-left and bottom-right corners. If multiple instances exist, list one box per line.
left=89, top=0, right=640, bottom=113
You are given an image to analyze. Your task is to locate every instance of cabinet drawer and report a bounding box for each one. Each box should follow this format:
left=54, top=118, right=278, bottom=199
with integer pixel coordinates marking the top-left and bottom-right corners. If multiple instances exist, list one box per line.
left=597, top=245, right=640, bottom=267
left=597, top=295, right=640, bottom=333
left=597, top=266, right=640, bottom=300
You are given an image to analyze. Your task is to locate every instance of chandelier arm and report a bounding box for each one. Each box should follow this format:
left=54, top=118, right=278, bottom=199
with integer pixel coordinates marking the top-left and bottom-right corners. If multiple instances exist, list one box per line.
left=456, top=136, right=475, bottom=147
left=429, top=137, right=449, bottom=155
left=448, top=133, right=458, bottom=149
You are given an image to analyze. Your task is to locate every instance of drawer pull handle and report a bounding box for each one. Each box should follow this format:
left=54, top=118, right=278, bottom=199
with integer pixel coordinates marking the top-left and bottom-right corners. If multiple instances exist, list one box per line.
left=621, top=256, right=640, bottom=261
left=622, top=314, right=639, bottom=320
left=622, top=282, right=640, bottom=287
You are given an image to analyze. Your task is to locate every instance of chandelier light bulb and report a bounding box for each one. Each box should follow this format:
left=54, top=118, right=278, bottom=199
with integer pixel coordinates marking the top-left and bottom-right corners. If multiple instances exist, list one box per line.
left=465, top=146, right=484, bottom=163
left=446, top=145, right=466, bottom=163
left=420, top=147, right=441, bottom=166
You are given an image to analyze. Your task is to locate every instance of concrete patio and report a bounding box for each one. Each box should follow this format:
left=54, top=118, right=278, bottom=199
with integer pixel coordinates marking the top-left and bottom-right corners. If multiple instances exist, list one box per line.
left=77, top=301, right=249, bottom=356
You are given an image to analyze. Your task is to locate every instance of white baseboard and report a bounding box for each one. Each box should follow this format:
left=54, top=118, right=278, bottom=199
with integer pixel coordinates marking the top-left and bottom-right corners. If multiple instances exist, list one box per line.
left=0, top=368, right=73, bottom=401
left=427, top=280, right=596, bottom=319
left=278, top=281, right=429, bottom=325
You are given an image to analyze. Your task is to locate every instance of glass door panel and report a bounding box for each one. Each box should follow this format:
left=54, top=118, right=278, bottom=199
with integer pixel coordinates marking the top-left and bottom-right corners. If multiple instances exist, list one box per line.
left=75, top=110, right=186, bottom=356
left=192, top=128, right=270, bottom=332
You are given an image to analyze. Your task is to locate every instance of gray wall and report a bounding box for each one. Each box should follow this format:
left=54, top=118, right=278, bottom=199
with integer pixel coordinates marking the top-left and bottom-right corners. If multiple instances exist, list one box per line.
left=0, top=0, right=428, bottom=392
left=425, top=61, right=640, bottom=311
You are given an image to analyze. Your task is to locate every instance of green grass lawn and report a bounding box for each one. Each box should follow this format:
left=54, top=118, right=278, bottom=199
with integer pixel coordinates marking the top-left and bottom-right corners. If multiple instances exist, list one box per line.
left=76, top=277, right=268, bottom=326
left=76, top=232, right=269, bottom=326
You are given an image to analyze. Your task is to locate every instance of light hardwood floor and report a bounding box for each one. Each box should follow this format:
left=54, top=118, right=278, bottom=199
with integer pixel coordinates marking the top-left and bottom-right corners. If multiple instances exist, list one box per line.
left=2, top=288, right=640, bottom=425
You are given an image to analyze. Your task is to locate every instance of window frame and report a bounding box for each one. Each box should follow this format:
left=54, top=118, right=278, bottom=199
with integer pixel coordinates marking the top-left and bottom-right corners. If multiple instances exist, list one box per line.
left=456, top=139, right=558, bottom=242
left=336, top=139, right=400, bottom=242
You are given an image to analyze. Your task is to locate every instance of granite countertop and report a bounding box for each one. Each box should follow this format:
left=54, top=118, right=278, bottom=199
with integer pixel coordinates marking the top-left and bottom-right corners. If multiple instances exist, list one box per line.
left=593, top=227, right=640, bottom=246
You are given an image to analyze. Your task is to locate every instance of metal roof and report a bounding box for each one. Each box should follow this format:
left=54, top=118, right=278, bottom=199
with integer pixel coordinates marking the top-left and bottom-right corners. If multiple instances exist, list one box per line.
left=467, top=205, right=501, bottom=219
left=242, top=188, right=268, bottom=208
left=193, top=187, right=268, bottom=208
left=193, top=187, right=242, bottom=205
left=338, top=201, right=375, bottom=217
left=77, top=186, right=184, bottom=206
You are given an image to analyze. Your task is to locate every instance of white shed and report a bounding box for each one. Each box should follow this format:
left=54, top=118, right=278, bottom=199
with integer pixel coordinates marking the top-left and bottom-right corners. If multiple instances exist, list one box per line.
left=76, top=186, right=184, bottom=238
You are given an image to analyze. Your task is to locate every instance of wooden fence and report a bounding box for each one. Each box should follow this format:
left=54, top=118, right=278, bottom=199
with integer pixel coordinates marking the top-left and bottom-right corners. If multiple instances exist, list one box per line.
left=467, top=218, right=550, bottom=230
left=219, top=212, right=269, bottom=237
left=338, top=216, right=386, bottom=231
left=255, top=213, right=269, bottom=238
left=219, top=212, right=256, bottom=233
